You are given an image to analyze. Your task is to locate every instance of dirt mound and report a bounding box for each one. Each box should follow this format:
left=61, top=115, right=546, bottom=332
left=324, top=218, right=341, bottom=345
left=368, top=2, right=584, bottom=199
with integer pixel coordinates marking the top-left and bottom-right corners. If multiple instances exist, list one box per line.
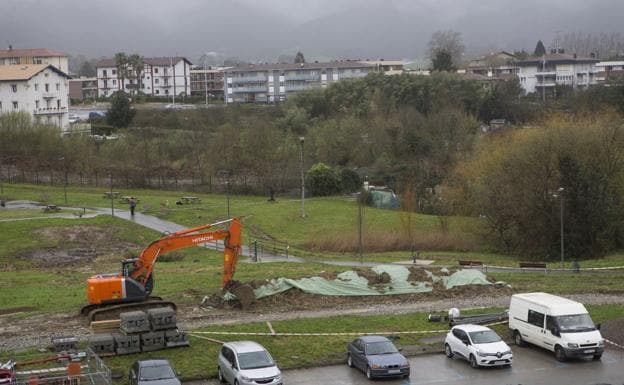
left=407, top=267, right=433, bottom=282
left=354, top=268, right=391, bottom=287
left=17, top=226, right=137, bottom=266
left=600, top=317, right=624, bottom=346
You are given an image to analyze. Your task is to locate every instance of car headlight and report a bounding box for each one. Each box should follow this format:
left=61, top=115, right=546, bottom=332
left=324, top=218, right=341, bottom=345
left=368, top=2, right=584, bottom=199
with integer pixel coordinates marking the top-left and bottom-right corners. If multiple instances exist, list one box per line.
left=567, top=343, right=579, bottom=348
left=240, top=375, right=251, bottom=381
left=477, top=350, right=490, bottom=357
left=502, top=350, right=512, bottom=356
left=400, top=362, right=410, bottom=368
left=371, top=364, right=381, bottom=369
left=598, top=340, right=605, bottom=347
left=274, top=375, right=282, bottom=381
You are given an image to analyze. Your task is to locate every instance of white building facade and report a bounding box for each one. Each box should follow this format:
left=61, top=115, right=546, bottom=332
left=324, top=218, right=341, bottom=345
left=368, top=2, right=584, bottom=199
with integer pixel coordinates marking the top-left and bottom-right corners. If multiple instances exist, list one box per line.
left=0, top=64, right=71, bottom=132
left=517, top=53, right=599, bottom=95
left=0, top=47, right=69, bottom=74
left=96, top=57, right=192, bottom=98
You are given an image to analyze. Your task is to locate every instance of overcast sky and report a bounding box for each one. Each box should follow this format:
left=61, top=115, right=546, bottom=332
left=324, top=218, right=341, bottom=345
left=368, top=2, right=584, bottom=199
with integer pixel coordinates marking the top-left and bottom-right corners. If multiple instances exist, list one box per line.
left=1, top=0, right=623, bottom=63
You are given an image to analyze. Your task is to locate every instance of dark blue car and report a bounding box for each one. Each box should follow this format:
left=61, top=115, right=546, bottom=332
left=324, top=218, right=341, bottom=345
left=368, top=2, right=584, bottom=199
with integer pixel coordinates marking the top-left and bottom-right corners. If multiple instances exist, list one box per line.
left=346, top=335, right=410, bottom=380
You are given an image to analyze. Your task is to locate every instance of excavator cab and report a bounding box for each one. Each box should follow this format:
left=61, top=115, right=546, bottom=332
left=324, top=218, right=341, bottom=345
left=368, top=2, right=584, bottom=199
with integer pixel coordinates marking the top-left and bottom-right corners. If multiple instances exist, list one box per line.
left=121, top=258, right=138, bottom=277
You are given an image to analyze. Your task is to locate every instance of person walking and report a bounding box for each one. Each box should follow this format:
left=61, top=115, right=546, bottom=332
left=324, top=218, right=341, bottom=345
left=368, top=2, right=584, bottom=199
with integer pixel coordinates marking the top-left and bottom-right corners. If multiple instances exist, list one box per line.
left=129, top=197, right=136, bottom=216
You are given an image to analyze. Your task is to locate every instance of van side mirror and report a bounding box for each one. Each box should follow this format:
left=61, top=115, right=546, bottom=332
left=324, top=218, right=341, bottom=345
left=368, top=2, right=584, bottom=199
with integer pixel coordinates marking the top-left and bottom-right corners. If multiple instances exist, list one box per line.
left=550, top=327, right=560, bottom=337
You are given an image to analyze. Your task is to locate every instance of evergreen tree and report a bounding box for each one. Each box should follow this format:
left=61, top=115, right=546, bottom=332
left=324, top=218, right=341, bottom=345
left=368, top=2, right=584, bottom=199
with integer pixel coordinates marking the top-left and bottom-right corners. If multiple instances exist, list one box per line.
left=107, top=91, right=135, bottom=128
left=534, top=40, right=546, bottom=56
left=294, top=51, right=306, bottom=64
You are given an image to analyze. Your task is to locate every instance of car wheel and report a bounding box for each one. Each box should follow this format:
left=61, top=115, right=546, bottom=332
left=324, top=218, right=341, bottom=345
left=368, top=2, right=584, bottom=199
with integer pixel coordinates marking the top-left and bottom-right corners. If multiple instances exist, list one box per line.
left=217, top=367, right=225, bottom=383
left=593, top=354, right=602, bottom=360
left=469, top=354, right=479, bottom=368
left=403, top=373, right=410, bottom=379
left=555, top=345, right=567, bottom=362
left=444, top=343, right=454, bottom=358
left=234, top=380, right=239, bottom=385
left=366, top=366, right=373, bottom=379
left=514, top=330, right=525, bottom=347
left=347, top=353, right=354, bottom=367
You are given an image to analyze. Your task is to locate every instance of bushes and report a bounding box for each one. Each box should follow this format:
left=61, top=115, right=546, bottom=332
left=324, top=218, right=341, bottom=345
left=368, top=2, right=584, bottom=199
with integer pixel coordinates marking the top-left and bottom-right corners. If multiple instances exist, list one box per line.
left=306, top=163, right=341, bottom=196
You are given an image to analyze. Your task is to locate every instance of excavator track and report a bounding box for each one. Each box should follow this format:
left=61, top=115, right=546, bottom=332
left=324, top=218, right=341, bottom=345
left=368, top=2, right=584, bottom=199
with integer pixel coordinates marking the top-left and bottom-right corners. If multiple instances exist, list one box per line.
left=81, top=297, right=177, bottom=322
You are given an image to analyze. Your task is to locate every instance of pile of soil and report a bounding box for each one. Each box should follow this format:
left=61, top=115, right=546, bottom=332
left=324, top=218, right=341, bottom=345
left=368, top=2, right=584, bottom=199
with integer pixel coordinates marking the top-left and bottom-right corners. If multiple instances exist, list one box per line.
left=17, top=226, right=137, bottom=266
left=354, top=267, right=391, bottom=287
left=600, top=317, right=624, bottom=346
left=407, top=267, right=433, bottom=282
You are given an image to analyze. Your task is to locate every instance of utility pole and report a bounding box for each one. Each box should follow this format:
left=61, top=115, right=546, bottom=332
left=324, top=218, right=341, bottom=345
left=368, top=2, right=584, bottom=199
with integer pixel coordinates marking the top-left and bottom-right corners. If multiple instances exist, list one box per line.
left=358, top=192, right=363, bottom=263
left=558, top=187, right=565, bottom=269
left=204, top=55, right=209, bottom=107
left=299, top=136, right=305, bottom=218
left=109, top=173, right=114, bottom=217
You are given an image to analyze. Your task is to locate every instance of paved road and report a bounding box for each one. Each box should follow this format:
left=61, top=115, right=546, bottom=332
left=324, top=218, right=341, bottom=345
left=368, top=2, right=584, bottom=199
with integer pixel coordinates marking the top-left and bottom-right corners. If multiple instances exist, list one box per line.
left=193, top=347, right=624, bottom=385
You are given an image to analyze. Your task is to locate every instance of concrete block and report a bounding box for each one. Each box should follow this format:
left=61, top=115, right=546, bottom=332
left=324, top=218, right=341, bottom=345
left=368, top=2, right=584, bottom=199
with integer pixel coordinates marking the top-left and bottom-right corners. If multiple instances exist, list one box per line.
left=113, top=332, right=141, bottom=355
left=147, top=307, right=177, bottom=331
left=165, top=329, right=190, bottom=348
left=120, top=310, right=150, bottom=334
left=88, top=334, right=115, bottom=354
left=141, top=331, right=165, bottom=352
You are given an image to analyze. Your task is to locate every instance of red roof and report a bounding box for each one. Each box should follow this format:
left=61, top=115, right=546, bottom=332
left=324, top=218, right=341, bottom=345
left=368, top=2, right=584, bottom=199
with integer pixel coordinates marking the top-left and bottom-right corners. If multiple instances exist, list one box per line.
left=0, top=48, right=67, bottom=58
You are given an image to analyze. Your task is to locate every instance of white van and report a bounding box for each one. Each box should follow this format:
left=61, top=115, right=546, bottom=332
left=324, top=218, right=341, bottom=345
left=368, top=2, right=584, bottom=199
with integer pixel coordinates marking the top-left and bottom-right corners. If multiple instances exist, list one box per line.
left=508, top=292, right=604, bottom=361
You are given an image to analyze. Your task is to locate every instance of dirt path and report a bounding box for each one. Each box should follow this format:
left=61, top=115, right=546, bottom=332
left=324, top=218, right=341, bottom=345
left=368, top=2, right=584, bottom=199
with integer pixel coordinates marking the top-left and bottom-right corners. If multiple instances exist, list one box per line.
left=3, top=292, right=624, bottom=352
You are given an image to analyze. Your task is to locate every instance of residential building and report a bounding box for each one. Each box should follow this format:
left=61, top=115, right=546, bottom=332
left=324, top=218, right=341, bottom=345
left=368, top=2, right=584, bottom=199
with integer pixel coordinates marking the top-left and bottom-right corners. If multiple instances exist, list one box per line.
left=96, top=56, right=192, bottom=98
left=465, top=51, right=518, bottom=78
left=69, top=77, right=97, bottom=101
left=0, top=47, right=69, bottom=73
left=224, top=60, right=375, bottom=103
left=595, top=60, right=624, bottom=85
left=360, top=60, right=405, bottom=75
left=190, top=66, right=227, bottom=99
left=0, top=64, right=71, bottom=131
left=516, top=52, right=599, bottom=95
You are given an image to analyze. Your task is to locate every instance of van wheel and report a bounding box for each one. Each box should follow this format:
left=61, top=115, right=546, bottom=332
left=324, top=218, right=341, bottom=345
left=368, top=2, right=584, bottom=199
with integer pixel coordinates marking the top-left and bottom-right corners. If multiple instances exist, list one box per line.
left=366, top=366, right=373, bottom=379
left=347, top=353, right=354, bottom=367
left=469, top=354, right=479, bottom=368
left=514, top=331, right=525, bottom=347
left=555, top=346, right=567, bottom=362
left=593, top=354, right=602, bottom=360
left=217, top=367, right=225, bottom=383
left=444, top=344, right=454, bottom=358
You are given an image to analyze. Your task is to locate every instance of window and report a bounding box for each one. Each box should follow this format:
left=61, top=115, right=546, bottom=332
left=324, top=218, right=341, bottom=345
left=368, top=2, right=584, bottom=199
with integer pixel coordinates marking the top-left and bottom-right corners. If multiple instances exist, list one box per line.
left=112, top=79, right=117, bottom=85
left=56, top=83, right=60, bottom=91
left=546, top=315, right=556, bottom=331
left=34, top=83, right=39, bottom=91
left=11, top=84, right=17, bottom=92
left=0, top=101, right=2, bottom=110
left=45, top=84, right=50, bottom=92
left=12, top=101, right=18, bottom=109
left=155, top=89, right=160, bottom=94
left=35, top=100, right=39, bottom=109
left=154, top=68, right=159, bottom=74
left=34, top=58, right=43, bottom=64
left=57, top=100, right=61, bottom=109
left=528, top=310, right=545, bottom=327
left=112, top=69, right=117, bottom=75
left=155, top=78, right=159, bottom=84
left=103, top=70, right=107, bottom=76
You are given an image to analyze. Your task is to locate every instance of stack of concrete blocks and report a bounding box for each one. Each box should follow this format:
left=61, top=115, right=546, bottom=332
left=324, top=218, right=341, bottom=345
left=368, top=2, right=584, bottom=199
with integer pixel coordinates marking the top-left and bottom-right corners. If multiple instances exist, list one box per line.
left=88, top=333, right=116, bottom=355
left=119, top=310, right=152, bottom=353
left=146, top=307, right=189, bottom=348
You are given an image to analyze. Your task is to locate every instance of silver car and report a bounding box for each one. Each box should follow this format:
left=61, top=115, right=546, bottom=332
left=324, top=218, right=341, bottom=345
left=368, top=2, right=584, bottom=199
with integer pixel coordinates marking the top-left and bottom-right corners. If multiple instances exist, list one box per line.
left=217, top=341, right=283, bottom=385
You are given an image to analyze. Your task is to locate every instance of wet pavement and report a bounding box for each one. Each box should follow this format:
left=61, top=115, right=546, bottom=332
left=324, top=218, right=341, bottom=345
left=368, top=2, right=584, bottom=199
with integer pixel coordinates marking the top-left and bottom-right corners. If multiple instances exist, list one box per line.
left=191, top=347, right=624, bottom=385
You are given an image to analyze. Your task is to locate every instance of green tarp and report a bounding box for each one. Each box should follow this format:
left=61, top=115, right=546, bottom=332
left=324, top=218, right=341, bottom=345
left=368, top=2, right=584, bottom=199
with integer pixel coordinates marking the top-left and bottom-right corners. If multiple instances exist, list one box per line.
left=253, top=265, right=492, bottom=299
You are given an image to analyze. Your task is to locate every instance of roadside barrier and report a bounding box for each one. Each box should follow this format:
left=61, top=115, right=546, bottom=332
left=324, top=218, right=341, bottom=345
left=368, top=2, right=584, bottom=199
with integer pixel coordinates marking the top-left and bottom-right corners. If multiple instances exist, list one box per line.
left=604, top=338, right=624, bottom=350
left=186, top=321, right=508, bottom=338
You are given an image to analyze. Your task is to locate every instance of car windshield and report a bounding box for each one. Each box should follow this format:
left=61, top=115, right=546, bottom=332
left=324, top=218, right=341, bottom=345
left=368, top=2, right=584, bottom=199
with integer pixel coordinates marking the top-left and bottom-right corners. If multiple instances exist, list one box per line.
left=468, top=330, right=502, bottom=344
left=365, top=341, right=399, bottom=355
left=140, top=364, right=176, bottom=381
left=237, top=351, right=275, bottom=370
left=555, top=314, right=596, bottom=332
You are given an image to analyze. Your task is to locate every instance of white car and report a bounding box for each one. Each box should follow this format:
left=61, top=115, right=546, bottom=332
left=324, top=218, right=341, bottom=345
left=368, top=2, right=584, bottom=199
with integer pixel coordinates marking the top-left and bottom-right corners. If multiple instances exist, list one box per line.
left=217, top=341, right=283, bottom=385
left=444, top=324, right=513, bottom=368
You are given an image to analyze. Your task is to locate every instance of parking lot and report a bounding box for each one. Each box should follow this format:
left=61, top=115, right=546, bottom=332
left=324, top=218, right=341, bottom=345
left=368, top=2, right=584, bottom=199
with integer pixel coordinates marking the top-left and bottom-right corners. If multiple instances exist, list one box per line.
left=197, top=347, right=623, bottom=385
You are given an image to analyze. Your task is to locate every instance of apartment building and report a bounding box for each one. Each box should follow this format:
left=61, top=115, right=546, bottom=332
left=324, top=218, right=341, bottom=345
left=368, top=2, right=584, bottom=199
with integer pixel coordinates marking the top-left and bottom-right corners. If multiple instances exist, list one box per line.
left=96, top=56, right=192, bottom=98
left=595, top=60, right=624, bottom=85
left=69, top=77, right=97, bottom=101
left=360, top=60, right=405, bottom=75
left=0, top=64, right=71, bottom=131
left=0, top=47, right=69, bottom=73
left=224, top=60, right=375, bottom=103
left=465, top=51, right=518, bottom=78
left=516, top=52, right=599, bottom=95
left=190, top=66, right=227, bottom=99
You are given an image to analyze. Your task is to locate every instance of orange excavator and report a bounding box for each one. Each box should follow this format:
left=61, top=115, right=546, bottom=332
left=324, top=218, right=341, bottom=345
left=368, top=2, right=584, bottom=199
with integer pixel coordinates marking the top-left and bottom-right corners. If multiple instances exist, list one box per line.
left=81, top=217, right=252, bottom=321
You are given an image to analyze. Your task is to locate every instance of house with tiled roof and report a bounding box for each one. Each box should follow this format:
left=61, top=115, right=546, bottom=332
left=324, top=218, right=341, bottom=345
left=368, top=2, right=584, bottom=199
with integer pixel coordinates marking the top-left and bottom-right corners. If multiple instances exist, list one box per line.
left=96, top=56, right=192, bottom=98
left=0, top=46, right=69, bottom=73
left=0, top=64, right=71, bottom=131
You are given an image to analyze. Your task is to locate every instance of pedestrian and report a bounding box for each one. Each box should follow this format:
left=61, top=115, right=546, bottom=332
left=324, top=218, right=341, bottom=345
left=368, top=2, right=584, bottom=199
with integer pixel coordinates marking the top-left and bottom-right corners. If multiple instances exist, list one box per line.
left=129, top=197, right=136, bottom=216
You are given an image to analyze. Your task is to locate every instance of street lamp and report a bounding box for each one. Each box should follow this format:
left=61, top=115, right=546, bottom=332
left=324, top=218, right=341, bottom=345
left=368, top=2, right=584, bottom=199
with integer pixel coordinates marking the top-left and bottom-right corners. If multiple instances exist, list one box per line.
left=109, top=173, right=114, bottom=217
left=299, top=136, right=305, bottom=218
left=553, top=187, right=565, bottom=268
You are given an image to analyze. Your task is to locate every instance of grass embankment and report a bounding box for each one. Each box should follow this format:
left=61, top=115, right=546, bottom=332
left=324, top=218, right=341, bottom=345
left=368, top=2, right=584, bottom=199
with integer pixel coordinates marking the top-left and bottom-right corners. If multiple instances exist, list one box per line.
left=101, top=304, right=624, bottom=383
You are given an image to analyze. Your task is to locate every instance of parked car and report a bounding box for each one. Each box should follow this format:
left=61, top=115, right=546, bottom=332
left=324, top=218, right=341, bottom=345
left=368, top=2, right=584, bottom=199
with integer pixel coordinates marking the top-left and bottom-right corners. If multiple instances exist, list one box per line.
left=128, top=359, right=181, bottom=385
left=217, top=341, right=282, bottom=385
left=88, top=111, right=106, bottom=121
left=444, top=324, right=513, bottom=368
left=346, top=335, right=410, bottom=379
left=509, top=292, right=604, bottom=361
left=68, top=114, right=80, bottom=124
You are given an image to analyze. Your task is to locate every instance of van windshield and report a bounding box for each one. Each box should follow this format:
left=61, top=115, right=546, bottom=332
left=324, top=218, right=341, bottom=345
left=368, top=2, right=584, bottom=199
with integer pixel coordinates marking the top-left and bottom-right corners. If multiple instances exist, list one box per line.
left=555, top=314, right=596, bottom=332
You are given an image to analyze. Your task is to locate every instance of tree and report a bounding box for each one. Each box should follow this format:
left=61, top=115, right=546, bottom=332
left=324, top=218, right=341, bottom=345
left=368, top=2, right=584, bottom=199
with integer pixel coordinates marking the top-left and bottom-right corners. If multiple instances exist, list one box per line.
left=431, top=50, right=455, bottom=72
left=294, top=51, right=306, bottom=64
left=128, top=54, right=145, bottom=96
left=427, top=30, right=465, bottom=71
left=114, top=52, right=130, bottom=89
left=534, top=40, right=546, bottom=56
left=107, top=91, right=135, bottom=128
left=307, top=163, right=341, bottom=196
left=78, top=60, right=96, bottom=77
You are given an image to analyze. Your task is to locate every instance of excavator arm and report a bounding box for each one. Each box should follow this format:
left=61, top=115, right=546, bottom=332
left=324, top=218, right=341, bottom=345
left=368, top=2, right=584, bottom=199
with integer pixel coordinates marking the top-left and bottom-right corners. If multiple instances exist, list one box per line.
left=130, top=217, right=242, bottom=288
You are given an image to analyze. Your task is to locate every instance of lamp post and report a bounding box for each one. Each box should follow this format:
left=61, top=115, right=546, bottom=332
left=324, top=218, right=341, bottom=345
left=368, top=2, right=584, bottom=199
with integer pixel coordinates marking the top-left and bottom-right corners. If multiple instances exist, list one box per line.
left=58, top=157, right=67, bottom=205
left=109, top=173, right=114, bottom=217
left=226, top=171, right=230, bottom=219
left=553, top=187, right=565, bottom=268
left=299, top=136, right=305, bottom=218
left=204, top=55, right=209, bottom=107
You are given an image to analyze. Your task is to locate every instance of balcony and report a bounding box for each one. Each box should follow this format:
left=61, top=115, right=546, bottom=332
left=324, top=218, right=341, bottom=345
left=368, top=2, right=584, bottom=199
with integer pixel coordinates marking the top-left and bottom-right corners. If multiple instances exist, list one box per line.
left=233, top=85, right=267, bottom=93
left=285, top=74, right=320, bottom=81
left=536, top=82, right=556, bottom=87
left=33, top=107, right=67, bottom=115
left=231, top=76, right=267, bottom=83
left=535, top=71, right=556, bottom=76
left=41, top=92, right=57, bottom=99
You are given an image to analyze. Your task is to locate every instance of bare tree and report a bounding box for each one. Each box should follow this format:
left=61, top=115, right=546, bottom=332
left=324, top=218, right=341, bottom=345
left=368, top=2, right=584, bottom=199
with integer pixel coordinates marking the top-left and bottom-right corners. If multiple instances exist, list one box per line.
left=427, top=30, right=465, bottom=70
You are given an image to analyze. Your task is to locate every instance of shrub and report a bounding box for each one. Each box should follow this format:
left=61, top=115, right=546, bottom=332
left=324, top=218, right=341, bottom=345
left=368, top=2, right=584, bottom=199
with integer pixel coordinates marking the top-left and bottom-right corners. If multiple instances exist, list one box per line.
left=306, top=163, right=341, bottom=196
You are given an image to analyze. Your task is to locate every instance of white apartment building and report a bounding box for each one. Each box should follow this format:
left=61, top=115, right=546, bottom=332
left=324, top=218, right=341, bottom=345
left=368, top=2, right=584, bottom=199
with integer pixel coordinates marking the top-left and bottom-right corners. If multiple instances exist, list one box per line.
left=0, top=64, right=71, bottom=131
left=517, top=52, right=599, bottom=95
left=0, top=47, right=69, bottom=74
left=96, top=57, right=192, bottom=98
left=595, top=60, right=624, bottom=85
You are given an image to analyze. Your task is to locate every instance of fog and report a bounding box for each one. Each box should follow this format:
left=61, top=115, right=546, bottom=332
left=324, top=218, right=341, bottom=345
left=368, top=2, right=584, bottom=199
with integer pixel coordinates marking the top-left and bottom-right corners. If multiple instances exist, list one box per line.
left=1, top=0, right=623, bottom=62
